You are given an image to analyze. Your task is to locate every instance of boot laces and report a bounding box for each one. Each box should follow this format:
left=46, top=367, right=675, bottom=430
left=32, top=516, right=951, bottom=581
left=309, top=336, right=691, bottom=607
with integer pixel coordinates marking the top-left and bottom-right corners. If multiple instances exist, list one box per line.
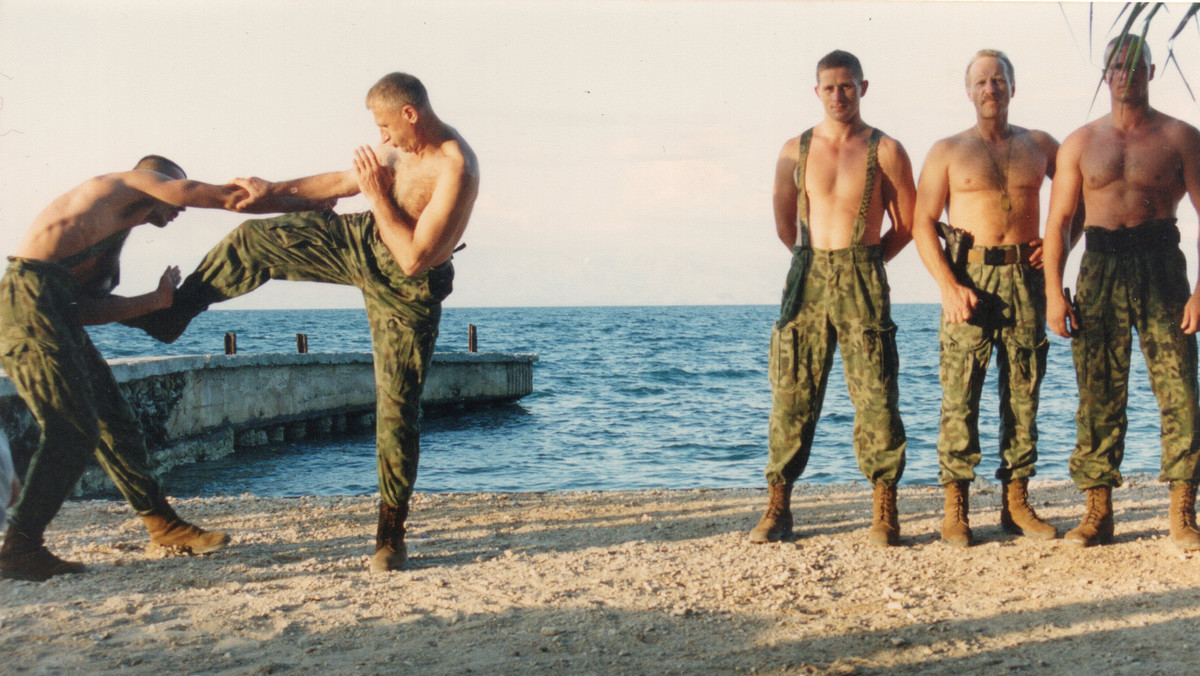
left=1082, top=490, right=1107, bottom=527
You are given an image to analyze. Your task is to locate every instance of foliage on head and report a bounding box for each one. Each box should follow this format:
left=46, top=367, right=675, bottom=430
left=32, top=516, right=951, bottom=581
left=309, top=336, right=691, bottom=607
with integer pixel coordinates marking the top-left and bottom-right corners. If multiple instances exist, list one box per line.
left=1104, top=35, right=1152, bottom=68
left=816, top=50, right=864, bottom=82
left=133, top=155, right=186, bottom=178
left=965, top=49, right=1015, bottom=87
left=367, top=72, right=431, bottom=113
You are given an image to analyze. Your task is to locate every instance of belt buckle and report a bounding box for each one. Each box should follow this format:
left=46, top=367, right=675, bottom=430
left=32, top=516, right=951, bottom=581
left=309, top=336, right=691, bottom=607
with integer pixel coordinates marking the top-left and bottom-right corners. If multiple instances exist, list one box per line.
left=982, top=248, right=1007, bottom=265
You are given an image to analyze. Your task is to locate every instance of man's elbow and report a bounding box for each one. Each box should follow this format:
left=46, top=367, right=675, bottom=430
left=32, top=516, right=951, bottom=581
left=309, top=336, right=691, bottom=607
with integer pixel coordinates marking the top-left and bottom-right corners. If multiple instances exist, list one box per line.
left=397, top=250, right=435, bottom=277
left=398, top=261, right=426, bottom=277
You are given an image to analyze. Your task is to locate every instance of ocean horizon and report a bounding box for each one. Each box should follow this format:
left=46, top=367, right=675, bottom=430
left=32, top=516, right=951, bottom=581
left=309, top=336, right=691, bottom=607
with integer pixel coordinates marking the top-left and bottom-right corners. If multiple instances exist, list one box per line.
left=82, top=304, right=1165, bottom=498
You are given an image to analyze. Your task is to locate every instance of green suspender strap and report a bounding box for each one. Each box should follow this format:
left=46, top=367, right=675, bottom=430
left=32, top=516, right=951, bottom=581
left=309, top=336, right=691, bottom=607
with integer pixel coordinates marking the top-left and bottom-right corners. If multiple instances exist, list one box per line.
left=853, top=128, right=883, bottom=246
left=777, top=129, right=815, bottom=327
left=59, top=229, right=131, bottom=297
left=776, top=127, right=881, bottom=327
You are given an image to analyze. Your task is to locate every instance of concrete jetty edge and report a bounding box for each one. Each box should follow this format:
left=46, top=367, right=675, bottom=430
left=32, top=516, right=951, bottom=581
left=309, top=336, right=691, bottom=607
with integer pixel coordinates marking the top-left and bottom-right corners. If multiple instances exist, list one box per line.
left=0, top=351, right=538, bottom=495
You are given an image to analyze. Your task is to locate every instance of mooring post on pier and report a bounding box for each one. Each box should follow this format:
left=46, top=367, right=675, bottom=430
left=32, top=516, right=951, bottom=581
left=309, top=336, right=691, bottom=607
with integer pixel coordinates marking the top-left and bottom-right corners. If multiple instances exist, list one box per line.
left=224, top=333, right=237, bottom=355
left=468, top=324, right=477, bottom=353
left=296, top=333, right=308, bottom=354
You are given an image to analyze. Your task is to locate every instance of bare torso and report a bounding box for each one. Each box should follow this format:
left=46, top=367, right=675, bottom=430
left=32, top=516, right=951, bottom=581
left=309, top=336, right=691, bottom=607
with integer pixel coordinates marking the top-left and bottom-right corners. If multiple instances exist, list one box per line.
left=1076, top=110, right=1189, bottom=229
left=801, top=125, right=888, bottom=249
left=14, top=176, right=165, bottom=285
left=942, top=126, right=1053, bottom=245
left=375, top=126, right=479, bottom=267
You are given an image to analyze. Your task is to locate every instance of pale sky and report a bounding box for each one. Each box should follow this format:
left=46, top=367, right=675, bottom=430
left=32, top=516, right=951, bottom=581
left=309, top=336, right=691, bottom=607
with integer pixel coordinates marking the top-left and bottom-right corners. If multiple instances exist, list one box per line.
left=2, top=1, right=1199, bottom=309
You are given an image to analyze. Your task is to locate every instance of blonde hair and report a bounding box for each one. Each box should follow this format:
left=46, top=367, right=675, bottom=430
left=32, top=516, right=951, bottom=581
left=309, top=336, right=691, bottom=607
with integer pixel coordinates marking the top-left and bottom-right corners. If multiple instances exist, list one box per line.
left=965, top=49, right=1014, bottom=87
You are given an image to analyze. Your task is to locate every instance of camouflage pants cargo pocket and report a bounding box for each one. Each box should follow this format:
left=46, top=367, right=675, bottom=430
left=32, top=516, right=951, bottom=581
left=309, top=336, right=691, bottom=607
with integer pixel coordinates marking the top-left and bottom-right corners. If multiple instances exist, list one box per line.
left=1071, top=247, right=1200, bottom=488
left=936, top=321, right=992, bottom=483
left=845, top=322, right=905, bottom=485
left=993, top=329, right=1047, bottom=482
left=765, top=322, right=834, bottom=485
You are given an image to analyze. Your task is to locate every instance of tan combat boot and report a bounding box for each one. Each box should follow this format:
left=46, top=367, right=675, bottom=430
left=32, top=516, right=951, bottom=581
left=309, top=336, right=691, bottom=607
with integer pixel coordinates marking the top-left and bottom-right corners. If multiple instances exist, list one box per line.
left=0, top=527, right=86, bottom=582
left=1001, top=478, right=1057, bottom=540
left=941, top=480, right=971, bottom=547
left=868, top=483, right=900, bottom=547
left=1168, top=482, right=1200, bottom=552
left=369, top=501, right=408, bottom=573
left=1064, top=486, right=1114, bottom=547
left=141, top=502, right=230, bottom=555
left=748, top=483, right=793, bottom=543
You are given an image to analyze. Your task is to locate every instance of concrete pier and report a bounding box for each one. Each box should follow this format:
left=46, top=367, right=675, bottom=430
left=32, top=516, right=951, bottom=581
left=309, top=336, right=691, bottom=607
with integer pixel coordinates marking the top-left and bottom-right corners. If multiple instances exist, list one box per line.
left=0, top=351, right=536, bottom=495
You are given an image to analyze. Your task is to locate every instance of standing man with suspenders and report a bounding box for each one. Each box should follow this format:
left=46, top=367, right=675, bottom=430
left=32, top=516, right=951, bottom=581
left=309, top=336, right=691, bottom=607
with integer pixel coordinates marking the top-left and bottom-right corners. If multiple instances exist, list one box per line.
left=750, top=50, right=916, bottom=547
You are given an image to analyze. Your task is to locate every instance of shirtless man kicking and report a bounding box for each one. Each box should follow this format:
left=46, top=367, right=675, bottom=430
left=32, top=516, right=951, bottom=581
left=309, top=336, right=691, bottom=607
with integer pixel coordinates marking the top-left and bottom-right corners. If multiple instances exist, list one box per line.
left=750, top=50, right=915, bottom=547
left=1044, top=36, right=1200, bottom=550
left=0, top=156, right=322, bottom=581
left=913, top=49, right=1073, bottom=547
left=128, top=72, right=480, bottom=573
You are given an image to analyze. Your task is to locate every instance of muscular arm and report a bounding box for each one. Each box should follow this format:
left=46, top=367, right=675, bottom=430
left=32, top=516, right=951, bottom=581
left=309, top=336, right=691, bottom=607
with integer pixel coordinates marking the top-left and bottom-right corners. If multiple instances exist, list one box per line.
left=1177, top=123, right=1200, bottom=334
left=1039, top=131, right=1086, bottom=260
left=878, top=137, right=916, bottom=262
left=355, top=146, right=478, bottom=276
left=1044, top=132, right=1086, bottom=338
left=262, top=171, right=361, bottom=202
left=913, top=140, right=977, bottom=323
left=116, top=171, right=247, bottom=211
left=772, top=138, right=800, bottom=249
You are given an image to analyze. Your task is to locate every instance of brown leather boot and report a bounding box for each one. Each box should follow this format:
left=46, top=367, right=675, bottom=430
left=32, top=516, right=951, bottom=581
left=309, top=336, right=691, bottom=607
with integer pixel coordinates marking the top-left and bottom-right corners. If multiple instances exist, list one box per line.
left=868, top=483, right=900, bottom=547
left=941, top=481, right=971, bottom=548
left=369, top=501, right=408, bottom=573
left=1001, top=478, right=1057, bottom=540
left=0, top=526, right=86, bottom=581
left=748, top=483, right=793, bottom=543
left=1168, top=482, right=1200, bottom=551
left=1064, top=486, right=1114, bottom=547
left=141, top=502, right=230, bottom=555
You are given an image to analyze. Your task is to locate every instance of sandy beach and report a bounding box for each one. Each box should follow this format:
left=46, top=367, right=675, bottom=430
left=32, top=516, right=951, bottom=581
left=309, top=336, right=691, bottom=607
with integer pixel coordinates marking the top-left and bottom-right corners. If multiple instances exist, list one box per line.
left=2, top=477, right=1198, bottom=675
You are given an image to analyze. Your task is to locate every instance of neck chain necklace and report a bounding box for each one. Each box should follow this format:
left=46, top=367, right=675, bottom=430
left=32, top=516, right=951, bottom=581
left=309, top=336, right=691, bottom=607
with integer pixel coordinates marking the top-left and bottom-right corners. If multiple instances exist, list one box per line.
left=976, top=126, right=1012, bottom=212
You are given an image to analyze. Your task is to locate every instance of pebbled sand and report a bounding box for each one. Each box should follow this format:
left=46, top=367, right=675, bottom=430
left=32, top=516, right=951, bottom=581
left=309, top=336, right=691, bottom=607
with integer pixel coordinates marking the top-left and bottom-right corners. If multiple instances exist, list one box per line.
left=2, top=477, right=1198, bottom=675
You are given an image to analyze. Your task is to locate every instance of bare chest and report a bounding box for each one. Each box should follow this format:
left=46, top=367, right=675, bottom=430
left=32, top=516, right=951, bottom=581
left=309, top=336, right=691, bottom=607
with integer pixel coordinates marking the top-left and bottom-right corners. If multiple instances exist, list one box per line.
left=803, top=142, right=872, bottom=207
left=949, top=137, right=1048, bottom=192
left=1080, top=131, right=1181, bottom=193
left=388, top=156, right=441, bottom=222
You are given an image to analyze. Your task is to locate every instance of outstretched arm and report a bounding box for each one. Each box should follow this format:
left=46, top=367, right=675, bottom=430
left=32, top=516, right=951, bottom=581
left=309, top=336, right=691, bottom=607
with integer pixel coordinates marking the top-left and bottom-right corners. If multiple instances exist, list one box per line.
left=116, top=171, right=250, bottom=211
left=879, top=137, right=916, bottom=262
left=116, top=169, right=328, bottom=214
left=912, top=141, right=977, bottom=323
left=77, top=266, right=180, bottom=326
left=354, top=145, right=477, bottom=276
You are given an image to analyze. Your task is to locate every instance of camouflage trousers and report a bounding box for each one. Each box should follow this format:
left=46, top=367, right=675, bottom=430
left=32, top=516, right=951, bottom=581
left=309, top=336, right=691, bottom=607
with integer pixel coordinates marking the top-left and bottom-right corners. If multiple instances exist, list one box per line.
left=175, top=210, right=454, bottom=507
left=937, top=256, right=1048, bottom=484
left=0, top=258, right=164, bottom=535
left=1070, top=240, right=1200, bottom=489
left=765, top=245, right=906, bottom=486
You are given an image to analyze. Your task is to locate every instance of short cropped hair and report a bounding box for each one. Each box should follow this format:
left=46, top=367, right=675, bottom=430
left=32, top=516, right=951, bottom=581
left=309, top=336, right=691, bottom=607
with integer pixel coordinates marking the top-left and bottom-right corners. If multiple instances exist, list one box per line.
left=367, top=72, right=431, bottom=112
left=816, top=50, right=864, bottom=82
left=134, top=155, right=186, bottom=178
left=965, top=49, right=1015, bottom=87
left=1105, top=35, right=1152, bottom=68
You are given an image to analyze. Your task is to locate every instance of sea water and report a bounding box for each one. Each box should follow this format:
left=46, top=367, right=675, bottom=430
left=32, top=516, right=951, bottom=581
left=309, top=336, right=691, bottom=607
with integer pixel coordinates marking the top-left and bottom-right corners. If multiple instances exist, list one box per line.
left=85, top=305, right=1163, bottom=497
